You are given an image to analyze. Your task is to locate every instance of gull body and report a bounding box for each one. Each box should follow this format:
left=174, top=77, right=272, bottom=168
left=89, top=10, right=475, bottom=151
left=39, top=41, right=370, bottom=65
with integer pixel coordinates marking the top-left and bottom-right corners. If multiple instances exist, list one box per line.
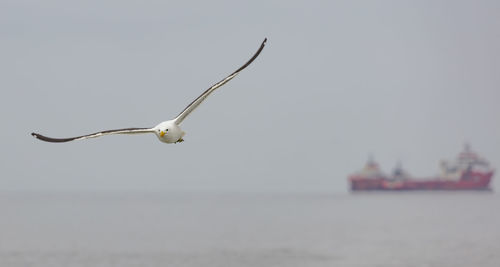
left=31, top=38, right=267, bottom=144
left=153, top=120, right=185, bottom=144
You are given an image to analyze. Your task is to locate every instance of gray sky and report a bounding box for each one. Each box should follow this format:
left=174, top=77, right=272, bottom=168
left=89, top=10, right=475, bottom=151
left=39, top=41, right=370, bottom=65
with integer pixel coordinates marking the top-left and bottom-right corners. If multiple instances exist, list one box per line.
left=1, top=0, right=499, bottom=193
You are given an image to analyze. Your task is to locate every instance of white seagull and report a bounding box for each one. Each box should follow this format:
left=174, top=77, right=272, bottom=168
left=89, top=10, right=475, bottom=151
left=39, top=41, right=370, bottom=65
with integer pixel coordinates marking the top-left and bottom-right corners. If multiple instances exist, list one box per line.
left=31, top=38, right=267, bottom=144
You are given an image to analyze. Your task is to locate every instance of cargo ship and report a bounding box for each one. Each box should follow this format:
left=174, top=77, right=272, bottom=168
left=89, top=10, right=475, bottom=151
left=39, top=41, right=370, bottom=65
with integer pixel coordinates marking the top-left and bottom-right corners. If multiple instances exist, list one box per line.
left=349, top=145, right=494, bottom=191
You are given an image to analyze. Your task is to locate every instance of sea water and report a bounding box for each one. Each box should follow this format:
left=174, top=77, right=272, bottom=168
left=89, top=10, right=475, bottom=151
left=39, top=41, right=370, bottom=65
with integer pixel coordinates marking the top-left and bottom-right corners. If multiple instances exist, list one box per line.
left=1, top=191, right=499, bottom=267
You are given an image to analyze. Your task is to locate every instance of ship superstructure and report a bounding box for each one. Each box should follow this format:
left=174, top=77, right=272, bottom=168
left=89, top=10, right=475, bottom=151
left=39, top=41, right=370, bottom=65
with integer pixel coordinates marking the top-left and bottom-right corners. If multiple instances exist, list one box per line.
left=349, top=145, right=494, bottom=191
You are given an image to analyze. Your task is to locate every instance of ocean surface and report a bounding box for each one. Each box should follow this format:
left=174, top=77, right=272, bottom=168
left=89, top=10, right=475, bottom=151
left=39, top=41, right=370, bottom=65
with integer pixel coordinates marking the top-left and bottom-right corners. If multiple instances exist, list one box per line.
left=1, top=191, right=499, bottom=267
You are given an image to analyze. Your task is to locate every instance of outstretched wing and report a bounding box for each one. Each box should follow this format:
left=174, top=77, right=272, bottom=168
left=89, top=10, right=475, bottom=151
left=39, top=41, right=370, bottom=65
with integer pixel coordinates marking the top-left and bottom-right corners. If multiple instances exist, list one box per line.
left=173, top=38, right=267, bottom=125
left=31, top=127, right=155, bottom=143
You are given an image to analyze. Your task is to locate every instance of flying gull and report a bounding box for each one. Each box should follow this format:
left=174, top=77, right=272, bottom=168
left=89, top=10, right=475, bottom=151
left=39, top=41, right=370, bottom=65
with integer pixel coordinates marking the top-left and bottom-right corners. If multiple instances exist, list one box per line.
left=31, top=38, right=267, bottom=144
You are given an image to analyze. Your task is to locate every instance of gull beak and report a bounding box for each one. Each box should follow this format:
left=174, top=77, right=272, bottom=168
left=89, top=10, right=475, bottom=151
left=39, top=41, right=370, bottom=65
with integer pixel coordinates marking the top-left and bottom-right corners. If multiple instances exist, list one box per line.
left=160, top=131, right=165, bottom=137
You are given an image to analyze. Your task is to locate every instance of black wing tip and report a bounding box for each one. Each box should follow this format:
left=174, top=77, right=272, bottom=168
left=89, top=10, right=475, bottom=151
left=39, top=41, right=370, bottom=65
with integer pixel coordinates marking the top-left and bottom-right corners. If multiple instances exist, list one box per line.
left=231, top=38, right=268, bottom=74
left=261, top=38, right=267, bottom=48
left=31, top=132, right=74, bottom=143
left=31, top=132, right=46, bottom=141
left=31, top=132, right=46, bottom=142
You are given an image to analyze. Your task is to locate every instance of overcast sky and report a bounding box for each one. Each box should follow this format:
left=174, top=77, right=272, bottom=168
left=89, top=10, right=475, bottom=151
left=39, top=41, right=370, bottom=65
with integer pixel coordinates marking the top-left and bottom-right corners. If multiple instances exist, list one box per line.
left=1, top=0, right=499, bottom=193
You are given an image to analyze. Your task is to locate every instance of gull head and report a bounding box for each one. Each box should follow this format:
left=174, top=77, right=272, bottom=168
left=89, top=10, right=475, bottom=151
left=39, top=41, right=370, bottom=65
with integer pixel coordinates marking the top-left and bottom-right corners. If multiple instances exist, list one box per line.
left=154, top=120, right=185, bottom=144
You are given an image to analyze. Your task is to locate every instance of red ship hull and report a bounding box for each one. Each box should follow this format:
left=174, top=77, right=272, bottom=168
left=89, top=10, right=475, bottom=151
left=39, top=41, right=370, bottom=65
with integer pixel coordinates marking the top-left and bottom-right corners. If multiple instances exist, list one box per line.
left=349, top=171, right=494, bottom=191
